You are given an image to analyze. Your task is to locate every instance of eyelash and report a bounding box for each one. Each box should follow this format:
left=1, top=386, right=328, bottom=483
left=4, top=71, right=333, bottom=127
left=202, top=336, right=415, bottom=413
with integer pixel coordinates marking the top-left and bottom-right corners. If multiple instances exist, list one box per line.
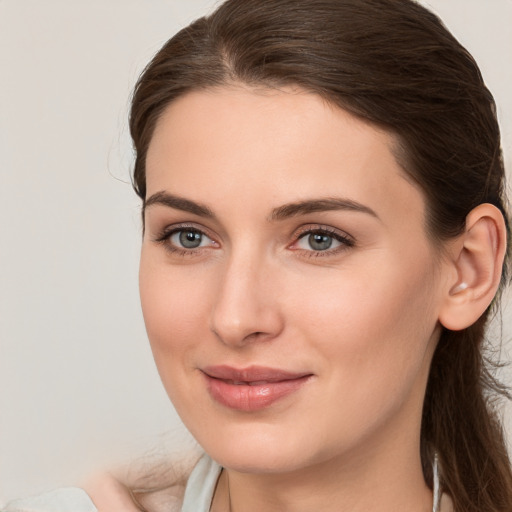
left=291, top=225, right=355, bottom=258
left=153, top=224, right=355, bottom=258
left=154, top=224, right=217, bottom=257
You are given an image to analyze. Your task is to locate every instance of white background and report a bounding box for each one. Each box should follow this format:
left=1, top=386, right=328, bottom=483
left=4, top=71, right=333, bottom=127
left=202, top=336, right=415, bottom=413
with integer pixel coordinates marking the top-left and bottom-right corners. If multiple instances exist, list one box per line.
left=1, top=0, right=511, bottom=503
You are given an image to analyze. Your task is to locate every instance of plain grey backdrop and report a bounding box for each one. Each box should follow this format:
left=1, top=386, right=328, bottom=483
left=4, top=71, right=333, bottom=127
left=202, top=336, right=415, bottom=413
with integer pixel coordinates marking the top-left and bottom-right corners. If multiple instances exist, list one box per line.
left=1, top=0, right=511, bottom=503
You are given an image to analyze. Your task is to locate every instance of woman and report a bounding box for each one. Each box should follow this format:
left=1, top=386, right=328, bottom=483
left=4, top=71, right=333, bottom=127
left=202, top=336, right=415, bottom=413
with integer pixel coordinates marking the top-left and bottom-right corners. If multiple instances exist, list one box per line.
left=4, top=0, right=511, bottom=511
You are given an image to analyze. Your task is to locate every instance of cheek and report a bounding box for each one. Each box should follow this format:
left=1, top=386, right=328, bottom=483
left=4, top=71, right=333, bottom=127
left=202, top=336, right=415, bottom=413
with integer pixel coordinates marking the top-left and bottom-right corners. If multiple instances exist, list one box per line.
left=138, top=257, right=217, bottom=420
left=139, top=255, right=211, bottom=360
left=290, top=251, right=439, bottom=401
left=279, top=260, right=439, bottom=456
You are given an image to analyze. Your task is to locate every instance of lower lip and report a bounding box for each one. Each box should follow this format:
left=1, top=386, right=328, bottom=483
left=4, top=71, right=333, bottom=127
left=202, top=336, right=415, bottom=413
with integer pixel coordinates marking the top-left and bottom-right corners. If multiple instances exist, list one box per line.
left=204, top=374, right=312, bottom=412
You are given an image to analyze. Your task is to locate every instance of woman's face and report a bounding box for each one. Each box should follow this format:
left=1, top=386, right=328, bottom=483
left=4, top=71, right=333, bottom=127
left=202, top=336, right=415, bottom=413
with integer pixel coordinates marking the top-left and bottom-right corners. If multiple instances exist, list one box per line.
left=140, top=86, right=449, bottom=474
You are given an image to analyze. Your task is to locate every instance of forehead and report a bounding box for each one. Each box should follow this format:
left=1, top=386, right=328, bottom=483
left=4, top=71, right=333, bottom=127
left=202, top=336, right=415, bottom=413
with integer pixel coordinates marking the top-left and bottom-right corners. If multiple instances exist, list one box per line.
left=145, top=85, right=426, bottom=229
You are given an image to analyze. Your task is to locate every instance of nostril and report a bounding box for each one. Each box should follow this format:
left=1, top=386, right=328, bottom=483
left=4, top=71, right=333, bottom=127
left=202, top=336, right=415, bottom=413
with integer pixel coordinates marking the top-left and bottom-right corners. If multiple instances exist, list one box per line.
left=242, top=331, right=265, bottom=343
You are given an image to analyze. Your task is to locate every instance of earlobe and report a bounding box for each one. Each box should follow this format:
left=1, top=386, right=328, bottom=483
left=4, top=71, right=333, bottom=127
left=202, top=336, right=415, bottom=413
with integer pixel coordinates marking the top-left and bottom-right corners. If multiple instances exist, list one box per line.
left=439, top=204, right=507, bottom=331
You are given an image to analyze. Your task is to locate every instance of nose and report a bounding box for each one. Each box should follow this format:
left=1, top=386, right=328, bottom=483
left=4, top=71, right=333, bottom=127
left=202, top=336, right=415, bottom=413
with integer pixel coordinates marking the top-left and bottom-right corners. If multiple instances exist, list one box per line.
left=210, top=251, right=284, bottom=347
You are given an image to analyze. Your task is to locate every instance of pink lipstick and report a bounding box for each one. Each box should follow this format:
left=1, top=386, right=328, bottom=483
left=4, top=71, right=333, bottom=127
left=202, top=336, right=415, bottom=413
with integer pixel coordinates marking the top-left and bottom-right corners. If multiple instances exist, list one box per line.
left=202, top=365, right=312, bottom=411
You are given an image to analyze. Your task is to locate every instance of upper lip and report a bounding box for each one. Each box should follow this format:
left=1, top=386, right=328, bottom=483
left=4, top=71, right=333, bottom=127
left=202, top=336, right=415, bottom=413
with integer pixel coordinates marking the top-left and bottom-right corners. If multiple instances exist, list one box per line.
left=202, top=365, right=312, bottom=383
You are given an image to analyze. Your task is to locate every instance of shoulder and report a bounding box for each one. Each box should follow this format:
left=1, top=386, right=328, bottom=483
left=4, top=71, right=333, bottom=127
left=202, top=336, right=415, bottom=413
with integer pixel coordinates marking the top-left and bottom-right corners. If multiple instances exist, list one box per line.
left=1, top=454, right=215, bottom=512
left=2, top=477, right=144, bottom=512
left=1, top=476, right=183, bottom=512
left=1, top=476, right=140, bottom=512
left=2, top=488, right=97, bottom=512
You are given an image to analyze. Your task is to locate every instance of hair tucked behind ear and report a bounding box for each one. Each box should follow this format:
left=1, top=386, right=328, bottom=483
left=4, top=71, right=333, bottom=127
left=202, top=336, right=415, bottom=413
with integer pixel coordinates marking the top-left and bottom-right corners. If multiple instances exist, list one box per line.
left=422, top=320, right=512, bottom=511
left=129, top=1, right=512, bottom=510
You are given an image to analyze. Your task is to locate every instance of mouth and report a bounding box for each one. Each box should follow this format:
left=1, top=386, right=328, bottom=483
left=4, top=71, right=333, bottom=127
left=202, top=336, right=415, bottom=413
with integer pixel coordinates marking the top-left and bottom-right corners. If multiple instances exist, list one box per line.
left=201, top=365, right=313, bottom=411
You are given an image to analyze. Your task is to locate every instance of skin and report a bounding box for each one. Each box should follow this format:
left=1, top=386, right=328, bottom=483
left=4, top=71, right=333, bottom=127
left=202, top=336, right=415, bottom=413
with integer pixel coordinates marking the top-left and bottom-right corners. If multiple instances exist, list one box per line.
left=138, top=85, right=466, bottom=512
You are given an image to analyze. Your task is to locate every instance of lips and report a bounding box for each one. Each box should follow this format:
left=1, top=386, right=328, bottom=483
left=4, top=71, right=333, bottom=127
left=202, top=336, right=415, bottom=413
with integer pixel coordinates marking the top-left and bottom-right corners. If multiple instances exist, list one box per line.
left=202, top=365, right=313, bottom=411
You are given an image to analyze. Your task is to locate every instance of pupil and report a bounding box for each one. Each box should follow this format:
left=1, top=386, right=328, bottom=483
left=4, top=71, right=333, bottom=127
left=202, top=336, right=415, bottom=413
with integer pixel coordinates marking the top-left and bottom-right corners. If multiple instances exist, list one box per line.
left=309, top=233, right=332, bottom=251
left=180, top=230, right=202, bottom=248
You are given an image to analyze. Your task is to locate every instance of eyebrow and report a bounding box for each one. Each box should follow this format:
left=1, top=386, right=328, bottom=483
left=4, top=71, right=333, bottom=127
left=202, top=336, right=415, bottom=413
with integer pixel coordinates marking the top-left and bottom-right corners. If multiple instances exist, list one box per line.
left=144, top=191, right=215, bottom=219
left=269, top=198, right=379, bottom=221
left=143, top=191, right=379, bottom=222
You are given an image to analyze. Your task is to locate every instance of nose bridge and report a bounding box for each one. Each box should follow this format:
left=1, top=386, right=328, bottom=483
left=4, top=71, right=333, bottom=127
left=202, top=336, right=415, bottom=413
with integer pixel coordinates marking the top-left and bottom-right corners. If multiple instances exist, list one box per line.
left=210, top=243, right=282, bottom=347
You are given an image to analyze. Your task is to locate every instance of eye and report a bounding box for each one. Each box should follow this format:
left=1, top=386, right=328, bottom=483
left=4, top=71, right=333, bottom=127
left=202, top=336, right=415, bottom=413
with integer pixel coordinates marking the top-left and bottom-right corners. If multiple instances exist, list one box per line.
left=300, top=232, right=337, bottom=251
left=170, top=229, right=211, bottom=249
left=292, top=227, right=354, bottom=254
left=154, top=225, right=218, bottom=254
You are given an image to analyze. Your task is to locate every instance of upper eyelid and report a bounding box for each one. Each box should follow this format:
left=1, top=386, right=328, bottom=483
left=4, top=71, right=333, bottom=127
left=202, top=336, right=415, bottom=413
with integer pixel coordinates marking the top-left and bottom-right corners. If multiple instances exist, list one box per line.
left=153, top=222, right=217, bottom=241
left=292, top=224, right=354, bottom=240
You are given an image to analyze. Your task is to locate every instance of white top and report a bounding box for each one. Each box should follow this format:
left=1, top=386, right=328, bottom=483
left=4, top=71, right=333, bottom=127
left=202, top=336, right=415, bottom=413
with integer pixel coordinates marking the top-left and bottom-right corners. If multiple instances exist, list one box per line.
left=2, top=454, right=452, bottom=512
left=181, top=454, right=222, bottom=511
left=2, top=488, right=97, bottom=512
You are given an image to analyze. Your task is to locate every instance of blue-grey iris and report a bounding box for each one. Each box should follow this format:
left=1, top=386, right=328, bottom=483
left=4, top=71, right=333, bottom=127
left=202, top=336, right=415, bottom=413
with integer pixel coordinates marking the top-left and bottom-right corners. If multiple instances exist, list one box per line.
left=309, top=233, right=333, bottom=251
left=180, top=230, right=202, bottom=248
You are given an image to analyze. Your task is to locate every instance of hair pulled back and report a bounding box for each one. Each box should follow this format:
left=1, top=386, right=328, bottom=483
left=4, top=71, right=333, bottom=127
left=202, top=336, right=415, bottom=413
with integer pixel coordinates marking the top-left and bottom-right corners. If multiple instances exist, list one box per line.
left=129, top=1, right=512, bottom=510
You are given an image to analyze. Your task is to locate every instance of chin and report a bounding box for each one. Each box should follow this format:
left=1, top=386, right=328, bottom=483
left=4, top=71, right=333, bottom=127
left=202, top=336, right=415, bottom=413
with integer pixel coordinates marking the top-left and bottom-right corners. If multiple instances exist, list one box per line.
left=212, top=447, right=310, bottom=475
left=190, top=421, right=331, bottom=475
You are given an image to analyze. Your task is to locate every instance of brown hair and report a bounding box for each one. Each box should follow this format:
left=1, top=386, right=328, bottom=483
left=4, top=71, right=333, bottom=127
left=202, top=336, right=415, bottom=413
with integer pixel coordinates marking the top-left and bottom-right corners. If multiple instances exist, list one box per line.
left=129, top=1, right=512, bottom=510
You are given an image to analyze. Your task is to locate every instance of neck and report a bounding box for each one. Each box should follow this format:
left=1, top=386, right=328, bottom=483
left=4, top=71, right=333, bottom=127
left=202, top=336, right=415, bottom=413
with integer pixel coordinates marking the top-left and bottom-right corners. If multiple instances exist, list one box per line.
left=212, top=411, right=432, bottom=512
left=224, top=453, right=431, bottom=512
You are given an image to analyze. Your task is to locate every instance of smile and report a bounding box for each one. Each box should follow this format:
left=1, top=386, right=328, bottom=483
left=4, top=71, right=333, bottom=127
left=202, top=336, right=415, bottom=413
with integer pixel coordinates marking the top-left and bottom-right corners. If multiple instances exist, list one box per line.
left=201, top=365, right=313, bottom=412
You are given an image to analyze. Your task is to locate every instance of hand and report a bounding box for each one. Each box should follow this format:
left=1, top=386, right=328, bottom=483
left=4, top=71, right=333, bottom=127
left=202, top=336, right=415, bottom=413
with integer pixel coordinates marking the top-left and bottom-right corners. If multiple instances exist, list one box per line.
left=84, top=473, right=142, bottom=512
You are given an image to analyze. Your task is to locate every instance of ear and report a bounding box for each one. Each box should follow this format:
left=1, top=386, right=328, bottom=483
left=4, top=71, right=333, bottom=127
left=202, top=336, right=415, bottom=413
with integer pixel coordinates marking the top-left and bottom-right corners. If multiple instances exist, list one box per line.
left=439, top=204, right=507, bottom=331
